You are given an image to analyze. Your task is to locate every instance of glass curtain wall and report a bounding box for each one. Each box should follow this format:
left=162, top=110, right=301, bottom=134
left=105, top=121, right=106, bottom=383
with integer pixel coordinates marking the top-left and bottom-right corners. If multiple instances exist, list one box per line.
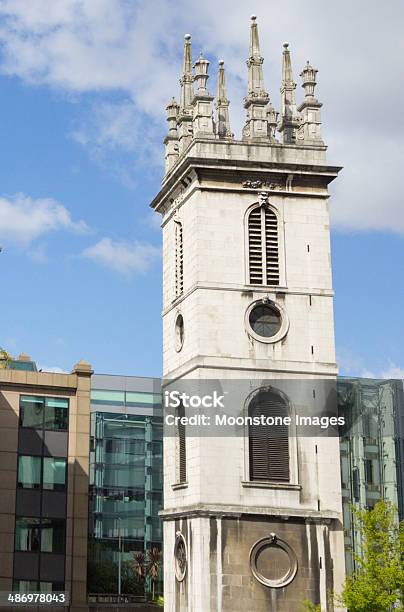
left=338, top=377, right=404, bottom=574
left=88, top=388, right=163, bottom=602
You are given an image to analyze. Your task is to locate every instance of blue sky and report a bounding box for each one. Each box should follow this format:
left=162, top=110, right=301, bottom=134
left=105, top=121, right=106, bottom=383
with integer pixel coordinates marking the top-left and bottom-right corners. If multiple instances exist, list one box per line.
left=0, top=0, right=402, bottom=378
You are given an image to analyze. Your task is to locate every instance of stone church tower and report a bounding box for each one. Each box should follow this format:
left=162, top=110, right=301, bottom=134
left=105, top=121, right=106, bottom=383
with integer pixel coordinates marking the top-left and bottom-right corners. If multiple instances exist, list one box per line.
left=151, top=16, right=345, bottom=612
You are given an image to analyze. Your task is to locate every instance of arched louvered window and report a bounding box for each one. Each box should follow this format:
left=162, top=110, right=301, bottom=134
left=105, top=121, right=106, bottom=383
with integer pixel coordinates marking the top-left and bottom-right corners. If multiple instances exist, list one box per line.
left=249, top=389, right=289, bottom=482
left=177, top=403, right=186, bottom=483
left=247, top=205, right=279, bottom=285
left=175, top=221, right=184, bottom=297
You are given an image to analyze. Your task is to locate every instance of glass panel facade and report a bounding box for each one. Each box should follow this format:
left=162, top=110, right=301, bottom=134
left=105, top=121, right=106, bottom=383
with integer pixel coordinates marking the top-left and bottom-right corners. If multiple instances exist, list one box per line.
left=14, top=394, right=68, bottom=592
left=17, top=456, right=41, bottom=489
left=20, top=397, right=44, bottom=429
left=44, top=399, right=69, bottom=431
left=43, top=458, right=67, bottom=491
left=15, top=518, right=66, bottom=554
left=125, top=392, right=162, bottom=407
left=15, top=518, right=41, bottom=551
left=91, top=390, right=125, bottom=405
left=39, top=582, right=65, bottom=593
left=41, top=519, right=66, bottom=554
left=88, top=402, right=163, bottom=600
left=90, top=389, right=162, bottom=408
left=13, top=581, right=38, bottom=593
left=13, top=581, right=64, bottom=593
left=20, top=396, right=68, bottom=431
left=338, top=377, right=404, bottom=575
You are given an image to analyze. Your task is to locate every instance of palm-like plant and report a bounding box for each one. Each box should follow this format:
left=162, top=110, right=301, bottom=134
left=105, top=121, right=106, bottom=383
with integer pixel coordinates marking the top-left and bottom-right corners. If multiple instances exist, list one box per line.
left=133, top=551, right=146, bottom=583
left=132, top=547, right=162, bottom=601
left=147, top=547, right=162, bottom=601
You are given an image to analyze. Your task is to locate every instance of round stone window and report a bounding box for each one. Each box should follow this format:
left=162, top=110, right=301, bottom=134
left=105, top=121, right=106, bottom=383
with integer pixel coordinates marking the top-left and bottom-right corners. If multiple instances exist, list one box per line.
left=249, top=303, right=281, bottom=338
left=175, top=314, right=184, bottom=352
left=245, top=300, right=289, bottom=344
left=174, top=532, right=187, bottom=582
left=249, top=533, right=298, bottom=588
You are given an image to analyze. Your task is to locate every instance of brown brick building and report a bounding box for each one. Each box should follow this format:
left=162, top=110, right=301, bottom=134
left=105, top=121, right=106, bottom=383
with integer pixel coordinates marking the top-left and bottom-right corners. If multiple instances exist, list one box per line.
left=0, top=355, right=93, bottom=611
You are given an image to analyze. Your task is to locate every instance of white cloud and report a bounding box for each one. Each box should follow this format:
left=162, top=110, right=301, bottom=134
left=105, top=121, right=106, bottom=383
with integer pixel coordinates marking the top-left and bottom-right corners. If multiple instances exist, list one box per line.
left=0, top=0, right=404, bottom=232
left=69, top=100, right=163, bottom=185
left=0, top=193, right=89, bottom=246
left=71, top=101, right=140, bottom=152
left=339, top=348, right=404, bottom=379
left=360, top=366, right=404, bottom=380
left=82, top=237, right=160, bottom=276
left=379, top=363, right=404, bottom=380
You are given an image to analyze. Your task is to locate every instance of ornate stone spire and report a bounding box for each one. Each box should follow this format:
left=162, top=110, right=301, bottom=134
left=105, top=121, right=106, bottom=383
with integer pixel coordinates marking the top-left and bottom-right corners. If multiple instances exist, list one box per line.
left=164, top=97, right=179, bottom=173
left=179, top=34, right=193, bottom=110
left=242, top=15, right=270, bottom=142
left=178, top=34, right=194, bottom=153
left=278, top=43, right=300, bottom=144
left=297, top=61, right=324, bottom=145
left=192, top=53, right=215, bottom=138
left=215, top=60, right=233, bottom=139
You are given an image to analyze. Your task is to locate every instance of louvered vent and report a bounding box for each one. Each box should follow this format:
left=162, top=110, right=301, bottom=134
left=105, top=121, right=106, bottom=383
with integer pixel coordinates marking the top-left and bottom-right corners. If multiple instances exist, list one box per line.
left=177, top=403, right=186, bottom=483
left=248, top=208, right=263, bottom=284
left=175, top=221, right=184, bottom=296
left=249, top=390, right=289, bottom=482
left=247, top=206, right=279, bottom=285
left=265, top=208, right=280, bottom=285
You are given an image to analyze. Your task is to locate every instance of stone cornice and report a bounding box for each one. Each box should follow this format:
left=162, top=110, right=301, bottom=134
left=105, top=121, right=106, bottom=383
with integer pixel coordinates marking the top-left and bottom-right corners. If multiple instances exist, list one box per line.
left=151, top=138, right=342, bottom=213
left=163, top=357, right=338, bottom=382
left=159, top=502, right=341, bottom=522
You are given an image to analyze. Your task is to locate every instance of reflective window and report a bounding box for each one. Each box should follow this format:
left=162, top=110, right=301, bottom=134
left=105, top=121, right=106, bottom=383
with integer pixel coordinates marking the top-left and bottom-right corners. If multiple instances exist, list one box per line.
left=43, top=457, right=67, bottom=491
left=91, top=390, right=125, bottom=405
left=44, top=398, right=68, bottom=431
left=41, top=519, right=66, bottom=554
left=13, top=581, right=64, bottom=593
left=39, top=582, right=65, bottom=593
left=126, top=392, right=161, bottom=406
left=13, top=581, right=38, bottom=593
left=20, top=396, right=44, bottom=429
left=17, top=455, right=41, bottom=489
left=88, top=411, right=163, bottom=598
left=15, top=518, right=41, bottom=551
left=20, top=396, right=68, bottom=431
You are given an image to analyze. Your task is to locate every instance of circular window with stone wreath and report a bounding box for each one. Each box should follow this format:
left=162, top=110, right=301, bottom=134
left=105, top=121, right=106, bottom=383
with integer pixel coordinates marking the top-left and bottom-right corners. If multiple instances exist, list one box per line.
left=245, top=299, right=289, bottom=343
left=174, top=532, right=187, bottom=582
left=249, top=533, right=298, bottom=589
left=174, top=313, right=185, bottom=352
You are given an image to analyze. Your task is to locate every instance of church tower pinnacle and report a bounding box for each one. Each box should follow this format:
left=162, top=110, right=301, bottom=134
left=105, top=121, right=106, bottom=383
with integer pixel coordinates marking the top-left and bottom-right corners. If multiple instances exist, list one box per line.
left=242, top=15, right=271, bottom=141
left=164, top=97, right=179, bottom=172
left=216, top=60, right=233, bottom=139
left=191, top=53, right=215, bottom=138
left=278, top=42, right=300, bottom=144
left=177, top=34, right=194, bottom=153
left=297, top=60, right=324, bottom=145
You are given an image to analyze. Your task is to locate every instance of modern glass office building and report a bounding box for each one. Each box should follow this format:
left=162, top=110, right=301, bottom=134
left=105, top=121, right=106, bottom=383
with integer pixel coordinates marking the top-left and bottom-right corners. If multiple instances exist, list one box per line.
left=88, top=375, right=163, bottom=603
left=338, top=377, right=404, bottom=573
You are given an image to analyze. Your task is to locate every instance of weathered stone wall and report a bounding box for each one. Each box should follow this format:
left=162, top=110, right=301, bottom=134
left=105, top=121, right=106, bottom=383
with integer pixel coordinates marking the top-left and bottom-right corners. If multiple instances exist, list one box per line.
left=164, top=514, right=343, bottom=612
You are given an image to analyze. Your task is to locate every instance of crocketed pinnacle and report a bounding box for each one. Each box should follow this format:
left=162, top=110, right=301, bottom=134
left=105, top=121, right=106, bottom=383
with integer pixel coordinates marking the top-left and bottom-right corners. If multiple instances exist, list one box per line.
left=179, top=34, right=194, bottom=112
left=278, top=42, right=300, bottom=143
left=245, top=15, right=269, bottom=104
left=216, top=60, right=233, bottom=138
